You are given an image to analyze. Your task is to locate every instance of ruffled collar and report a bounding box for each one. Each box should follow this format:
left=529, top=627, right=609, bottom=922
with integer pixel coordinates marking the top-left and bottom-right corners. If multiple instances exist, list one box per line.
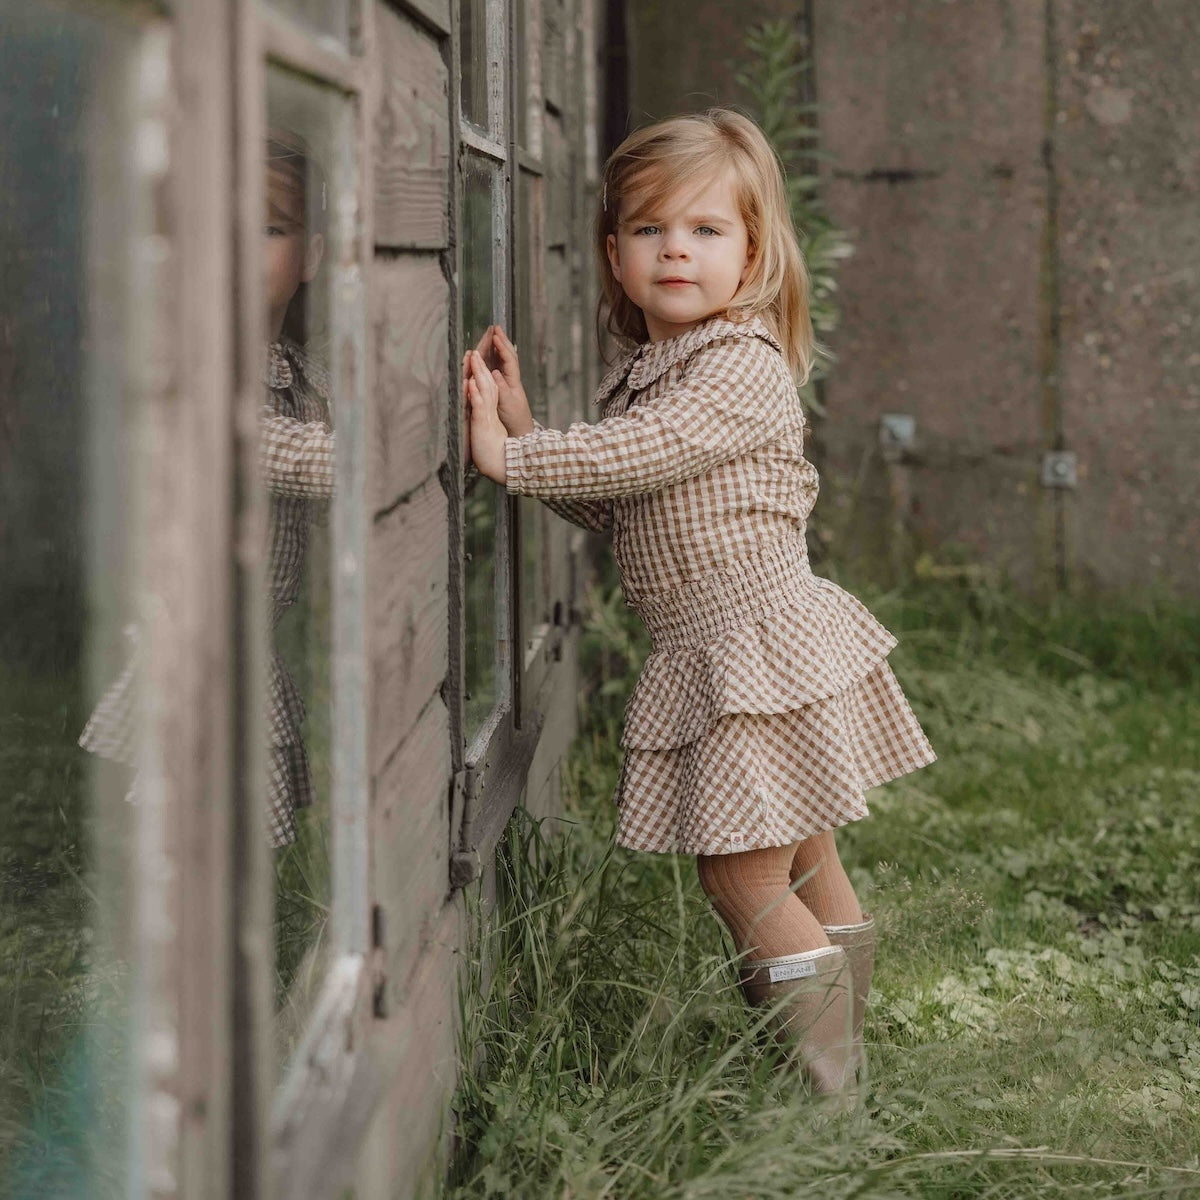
left=265, top=339, right=331, bottom=400
left=593, top=315, right=782, bottom=405
left=266, top=341, right=295, bottom=391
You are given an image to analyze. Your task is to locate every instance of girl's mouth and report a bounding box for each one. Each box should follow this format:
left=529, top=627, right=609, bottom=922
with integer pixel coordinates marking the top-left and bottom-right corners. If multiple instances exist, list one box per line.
left=657, top=278, right=696, bottom=288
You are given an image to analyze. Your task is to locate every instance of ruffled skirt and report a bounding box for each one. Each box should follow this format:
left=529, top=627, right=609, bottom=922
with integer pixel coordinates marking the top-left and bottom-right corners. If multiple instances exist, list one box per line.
left=612, top=538, right=936, bottom=856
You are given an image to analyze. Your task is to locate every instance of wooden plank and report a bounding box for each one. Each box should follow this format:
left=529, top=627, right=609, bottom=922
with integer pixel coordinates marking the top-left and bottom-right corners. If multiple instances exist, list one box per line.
left=371, top=479, right=448, bottom=774
left=353, top=899, right=467, bottom=1198
left=371, top=255, right=449, bottom=513
left=373, top=699, right=451, bottom=992
left=519, top=0, right=545, bottom=158
left=523, top=625, right=580, bottom=825
left=147, top=4, right=236, bottom=1194
left=542, top=274, right=573, bottom=403
left=542, top=0, right=565, bottom=114
left=375, top=3, right=450, bottom=249
left=230, top=0, right=274, bottom=1193
left=544, top=489, right=574, bottom=629
left=261, top=5, right=364, bottom=95
left=384, top=0, right=451, bottom=37
left=543, top=112, right=569, bottom=248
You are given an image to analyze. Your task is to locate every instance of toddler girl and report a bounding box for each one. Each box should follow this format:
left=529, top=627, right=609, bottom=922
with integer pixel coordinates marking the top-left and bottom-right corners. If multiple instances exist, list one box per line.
left=465, top=109, right=936, bottom=1097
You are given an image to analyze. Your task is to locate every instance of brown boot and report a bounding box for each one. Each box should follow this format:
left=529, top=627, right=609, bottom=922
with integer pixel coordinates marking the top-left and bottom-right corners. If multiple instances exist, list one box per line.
left=823, top=914, right=876, bottom=1077
left=739, top=945, right=855, bottom=1099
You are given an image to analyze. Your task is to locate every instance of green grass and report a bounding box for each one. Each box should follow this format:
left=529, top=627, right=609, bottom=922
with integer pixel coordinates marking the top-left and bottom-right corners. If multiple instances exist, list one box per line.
left=447, top=576, right=1200, bottom=1199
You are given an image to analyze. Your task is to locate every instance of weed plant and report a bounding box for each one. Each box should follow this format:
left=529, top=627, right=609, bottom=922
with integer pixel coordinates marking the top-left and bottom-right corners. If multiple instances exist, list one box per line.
left=448, top=574, right=1200, bottom=1199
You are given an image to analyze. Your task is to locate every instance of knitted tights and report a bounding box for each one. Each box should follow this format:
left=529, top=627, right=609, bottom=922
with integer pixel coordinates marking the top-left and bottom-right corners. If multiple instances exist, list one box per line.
left=696, top=831, right=864, bottom=963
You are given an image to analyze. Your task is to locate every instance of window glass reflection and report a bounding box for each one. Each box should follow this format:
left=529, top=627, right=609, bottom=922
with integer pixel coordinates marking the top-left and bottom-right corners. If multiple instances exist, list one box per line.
left=462, top=155, right=498, bottom=738
left=459, top=0, right=489, bottom=130
left=0, top=4, right=145, bottom=1193
left=263, top=67, right=346, bottom=1068
left=262, top=0, right=350, bottom=47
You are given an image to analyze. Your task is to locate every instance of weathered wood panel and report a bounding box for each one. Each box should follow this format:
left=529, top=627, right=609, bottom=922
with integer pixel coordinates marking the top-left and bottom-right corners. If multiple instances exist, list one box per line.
left=543, top=113, right=569, bottom=248
left=371, top=254, right=449, bottom=513
left=543, top=250, right=573, bottom=397
left=542, top=0, right=566, bottom=115
left=374, top=697, right=451, bottom=1003
left=524, top=625, right=581, bottom=826
left=375, top=2, right=450, bottom=249
left=388, top=0, right=451, bottom=37
left=371, top=478, right=448, bottom=775
left=354, top=899, right=466, bottom=1200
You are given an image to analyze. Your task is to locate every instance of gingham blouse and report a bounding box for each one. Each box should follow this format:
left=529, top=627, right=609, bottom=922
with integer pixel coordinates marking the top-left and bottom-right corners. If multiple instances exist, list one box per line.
left=504, top=315, right=903, bottom=752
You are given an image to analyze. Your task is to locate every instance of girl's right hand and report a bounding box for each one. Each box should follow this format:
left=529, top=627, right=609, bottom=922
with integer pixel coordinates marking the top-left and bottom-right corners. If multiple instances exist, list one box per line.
left=487, top=325, right=534, bottom=437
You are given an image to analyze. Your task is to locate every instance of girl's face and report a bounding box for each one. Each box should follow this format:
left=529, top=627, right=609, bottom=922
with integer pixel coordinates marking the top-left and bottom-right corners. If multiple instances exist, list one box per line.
left=265, top=166, right=324, bottom=340
left=606, top=170, right=751, bottom=342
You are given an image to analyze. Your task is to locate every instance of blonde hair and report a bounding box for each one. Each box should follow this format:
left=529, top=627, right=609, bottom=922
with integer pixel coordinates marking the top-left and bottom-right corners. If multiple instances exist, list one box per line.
left=596, top=108, right=814, bottom=380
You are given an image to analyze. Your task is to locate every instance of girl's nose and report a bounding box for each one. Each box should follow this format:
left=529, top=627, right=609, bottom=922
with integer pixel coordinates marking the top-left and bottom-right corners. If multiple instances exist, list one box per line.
left=660, top=232, right=689, bottom=259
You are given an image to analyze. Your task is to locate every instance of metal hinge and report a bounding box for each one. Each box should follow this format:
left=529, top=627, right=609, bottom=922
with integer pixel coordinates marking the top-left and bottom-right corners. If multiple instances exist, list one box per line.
left=1041, top=450, right=1077, bottom=489
left=450, top=849, right=481, bottom=889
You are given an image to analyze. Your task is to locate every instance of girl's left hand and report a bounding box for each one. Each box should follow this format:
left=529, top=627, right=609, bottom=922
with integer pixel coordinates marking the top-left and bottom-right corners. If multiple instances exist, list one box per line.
left=465, top=350, right=508, bottom=484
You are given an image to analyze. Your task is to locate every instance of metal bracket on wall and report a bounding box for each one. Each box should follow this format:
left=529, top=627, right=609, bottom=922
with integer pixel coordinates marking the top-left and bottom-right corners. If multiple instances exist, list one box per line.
left=1041, top=450, right=1077, bottom=489
left=879, top=413, right=917, bottom=463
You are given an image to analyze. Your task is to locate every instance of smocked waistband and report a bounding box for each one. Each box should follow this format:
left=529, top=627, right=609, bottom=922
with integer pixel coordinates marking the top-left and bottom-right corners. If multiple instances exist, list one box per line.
left=629, top=538, right=817, bottom=650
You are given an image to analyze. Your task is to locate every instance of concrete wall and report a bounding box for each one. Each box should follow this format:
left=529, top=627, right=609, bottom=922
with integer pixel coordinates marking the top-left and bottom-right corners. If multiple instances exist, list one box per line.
left=625, top=0, right=1200, bottom=596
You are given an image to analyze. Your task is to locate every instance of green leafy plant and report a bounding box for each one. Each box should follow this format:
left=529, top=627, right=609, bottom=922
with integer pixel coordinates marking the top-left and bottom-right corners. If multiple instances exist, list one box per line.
left=738, top=19, right=853, bottom=407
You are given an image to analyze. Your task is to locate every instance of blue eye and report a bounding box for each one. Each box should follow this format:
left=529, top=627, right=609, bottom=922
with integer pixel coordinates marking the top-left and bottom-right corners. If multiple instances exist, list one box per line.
left=696, top=226, right=719, bottom=236
left=633, top=225, right=661, bottom=236
left=265, top=225, right=287, bottom=237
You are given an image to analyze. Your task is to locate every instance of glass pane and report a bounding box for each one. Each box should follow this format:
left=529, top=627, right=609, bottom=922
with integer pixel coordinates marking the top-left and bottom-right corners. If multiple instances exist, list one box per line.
left=516, top=171, right=547, bottom=651
left=0, top=4, right=148, bottom=1193
left=459, top=0, right=489, bottom=130
left=262, top=0, right=350, bottom=47
left=464, top=486, right=498, bottom=733
left=462, top=156, right=498, bottom=737
left=263, top=67, right=349, bottom=1069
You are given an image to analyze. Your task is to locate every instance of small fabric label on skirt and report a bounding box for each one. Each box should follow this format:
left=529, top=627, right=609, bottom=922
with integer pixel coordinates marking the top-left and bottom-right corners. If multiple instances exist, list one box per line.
left=728, top=831, right=746, bottom=852
left=768, top=960, right=818, bottom=983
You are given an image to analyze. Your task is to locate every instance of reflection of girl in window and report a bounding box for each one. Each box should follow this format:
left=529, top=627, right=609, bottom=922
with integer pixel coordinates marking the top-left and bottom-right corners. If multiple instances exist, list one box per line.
left=466, top=110, right=936, bottom=1100
left=257, top=130, right=335, bottom=847
left=80, top=131, right=335, bottom=848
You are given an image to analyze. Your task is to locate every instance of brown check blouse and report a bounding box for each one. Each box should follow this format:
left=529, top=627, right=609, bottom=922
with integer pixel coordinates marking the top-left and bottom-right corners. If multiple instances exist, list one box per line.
left=79, top=339, right=334, bottom=847
left=505, top=315, right=936, bottom=856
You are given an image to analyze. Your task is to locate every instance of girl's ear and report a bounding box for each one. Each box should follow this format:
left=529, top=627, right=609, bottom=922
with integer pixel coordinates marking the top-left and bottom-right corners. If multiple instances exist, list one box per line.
left=302, top=233, right=325, bottom=283
left=605, top=232, right=622, bottom=282
left=739, top=240, right=755, bottom=286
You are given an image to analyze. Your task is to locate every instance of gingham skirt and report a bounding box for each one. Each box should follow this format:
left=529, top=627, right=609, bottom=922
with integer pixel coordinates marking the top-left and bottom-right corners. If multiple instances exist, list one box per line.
left=613, top=537, right=936, bottom=856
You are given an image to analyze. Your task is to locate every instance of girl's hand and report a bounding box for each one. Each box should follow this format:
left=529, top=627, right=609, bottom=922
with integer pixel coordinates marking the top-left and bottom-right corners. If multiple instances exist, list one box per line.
left=465, top=350, right=508, bottom=484
left=488, top=325, right=534, bottom=436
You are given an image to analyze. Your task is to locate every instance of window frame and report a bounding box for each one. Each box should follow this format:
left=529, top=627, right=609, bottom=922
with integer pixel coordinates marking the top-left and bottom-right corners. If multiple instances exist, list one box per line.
left=238, top=3, right=378, bottom=1193
left=450, top=0, right=577, bottom=888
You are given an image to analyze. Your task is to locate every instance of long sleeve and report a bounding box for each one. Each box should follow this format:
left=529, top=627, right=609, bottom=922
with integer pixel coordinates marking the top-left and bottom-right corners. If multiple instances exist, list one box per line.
left=528, top=419, right=613, bottom=533
left=259, top=410, right=335, bottom=499
left=504, top=336, right=796, bottom=502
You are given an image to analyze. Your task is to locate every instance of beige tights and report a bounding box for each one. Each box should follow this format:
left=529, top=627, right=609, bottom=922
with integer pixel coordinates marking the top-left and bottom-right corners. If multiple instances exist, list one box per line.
left=697, top=832, right=863, bottom=964
left=788, top=830, right=865, bottom=927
